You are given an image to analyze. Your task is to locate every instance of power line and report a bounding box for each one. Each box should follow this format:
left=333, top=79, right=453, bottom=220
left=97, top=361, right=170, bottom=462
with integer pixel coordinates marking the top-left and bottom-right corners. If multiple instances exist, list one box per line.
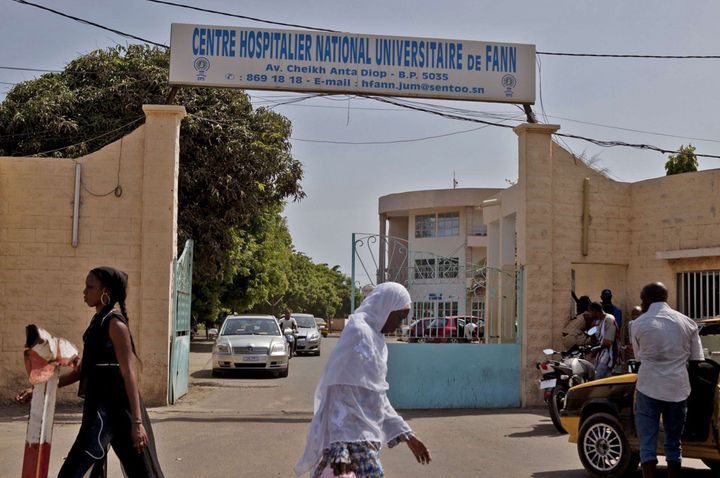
left=369, top=96, right=720, bottom=159
left=293, top=124, right=497, bottom=145
left=0, top=66, right=62, bottom=73
left=23, top=116, right=144, bottom=157
left=537, top=51, right=720, bottom=59
left=146, top=0, right=338, bottom=32
left=11, top=0, right=168, bottom=48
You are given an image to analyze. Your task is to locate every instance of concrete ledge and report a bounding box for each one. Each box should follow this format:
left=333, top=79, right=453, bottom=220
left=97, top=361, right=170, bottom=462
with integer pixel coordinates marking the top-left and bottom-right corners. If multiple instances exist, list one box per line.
left=656, top=247, right=720, bottom=260
left=387, top=343, right=521, bottom=409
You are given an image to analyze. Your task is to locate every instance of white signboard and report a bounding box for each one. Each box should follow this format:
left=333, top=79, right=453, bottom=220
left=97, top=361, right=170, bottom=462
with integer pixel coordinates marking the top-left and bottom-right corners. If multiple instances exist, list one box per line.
left=169, top=24, right=536, bottom=104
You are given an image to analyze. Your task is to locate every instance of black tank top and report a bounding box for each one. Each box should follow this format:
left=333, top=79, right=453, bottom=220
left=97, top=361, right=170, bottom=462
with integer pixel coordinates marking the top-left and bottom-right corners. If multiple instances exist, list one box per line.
left=78, top=309, right=127, bottom=399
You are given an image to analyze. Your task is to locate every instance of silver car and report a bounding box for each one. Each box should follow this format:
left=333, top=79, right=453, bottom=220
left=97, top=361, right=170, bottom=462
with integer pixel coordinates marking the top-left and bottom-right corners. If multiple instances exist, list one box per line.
left=293, top=313, right=322, bottom=356
left=212, top=315, right=290, bottom=377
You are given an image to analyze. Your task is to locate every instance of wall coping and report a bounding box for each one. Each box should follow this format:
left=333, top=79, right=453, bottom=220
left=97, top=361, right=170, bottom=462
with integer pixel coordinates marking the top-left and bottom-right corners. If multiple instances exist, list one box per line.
left=656, top=247, right=720, bottom=260
left=142, top=104, right=187, bottom=117
left=513, top=123, right=560, bottom=136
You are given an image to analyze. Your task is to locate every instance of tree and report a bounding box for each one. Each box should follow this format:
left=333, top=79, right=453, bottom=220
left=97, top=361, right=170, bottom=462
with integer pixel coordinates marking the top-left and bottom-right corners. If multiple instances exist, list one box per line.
left=665, top=144, right=698, bottom=175
left=0, top=45, right=304, bottom=320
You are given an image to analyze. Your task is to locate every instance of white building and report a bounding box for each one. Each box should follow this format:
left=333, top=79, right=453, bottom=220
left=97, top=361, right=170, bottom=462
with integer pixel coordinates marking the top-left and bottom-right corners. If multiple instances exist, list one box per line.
left=378, top=188, right=502, bottom=322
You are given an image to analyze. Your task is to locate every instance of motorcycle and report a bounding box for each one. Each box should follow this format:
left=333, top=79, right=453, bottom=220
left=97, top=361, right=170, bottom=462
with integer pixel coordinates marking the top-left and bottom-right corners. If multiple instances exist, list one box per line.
left=284, top=328, right=297, bottom=358
left=537, top=326, right=599, bottom=434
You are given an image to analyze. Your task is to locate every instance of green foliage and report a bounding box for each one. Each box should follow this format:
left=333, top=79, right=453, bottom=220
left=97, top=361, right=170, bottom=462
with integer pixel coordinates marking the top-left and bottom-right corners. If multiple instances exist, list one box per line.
left=0, top=45, right=305, bottom=320
left=665, top=144, right=698, bottom=175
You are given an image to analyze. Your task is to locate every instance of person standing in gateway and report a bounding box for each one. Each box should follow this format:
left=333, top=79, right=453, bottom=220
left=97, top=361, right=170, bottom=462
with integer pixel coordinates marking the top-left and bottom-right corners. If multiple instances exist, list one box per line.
left=631, top=282, right=704, bottom=478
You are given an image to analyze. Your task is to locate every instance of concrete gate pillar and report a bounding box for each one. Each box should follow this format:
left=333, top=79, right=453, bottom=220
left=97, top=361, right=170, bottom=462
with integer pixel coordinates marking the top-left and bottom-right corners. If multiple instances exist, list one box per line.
left=514, top=123, right=560, bottom=407
left=138, top=105, right=186, bottom=405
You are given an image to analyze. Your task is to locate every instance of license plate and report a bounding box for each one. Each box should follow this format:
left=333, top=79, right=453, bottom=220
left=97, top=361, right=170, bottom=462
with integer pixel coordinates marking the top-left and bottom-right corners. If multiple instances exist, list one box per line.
left=242, top=355, right=261, bottom=362
left=539, top=379, right=557, bottom=390
left=297, top=339, right=305, bottom=345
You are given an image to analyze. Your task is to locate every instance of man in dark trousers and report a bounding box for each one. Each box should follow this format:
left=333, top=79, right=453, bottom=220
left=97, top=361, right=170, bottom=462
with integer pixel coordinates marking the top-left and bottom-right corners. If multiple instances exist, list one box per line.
left=631, top=282, right=704, bottom=478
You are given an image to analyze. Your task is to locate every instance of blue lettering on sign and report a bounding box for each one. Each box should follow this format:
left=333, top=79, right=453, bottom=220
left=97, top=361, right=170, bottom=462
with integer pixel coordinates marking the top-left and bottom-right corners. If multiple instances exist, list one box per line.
left=485, top=45, right=517, bottom=73
left=192, top=27, right=236, bottom=57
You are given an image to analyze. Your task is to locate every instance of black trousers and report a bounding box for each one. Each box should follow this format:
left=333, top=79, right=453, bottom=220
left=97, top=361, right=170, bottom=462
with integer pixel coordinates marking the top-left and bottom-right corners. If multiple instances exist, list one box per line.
left=58, top=397, right=163, bottom=478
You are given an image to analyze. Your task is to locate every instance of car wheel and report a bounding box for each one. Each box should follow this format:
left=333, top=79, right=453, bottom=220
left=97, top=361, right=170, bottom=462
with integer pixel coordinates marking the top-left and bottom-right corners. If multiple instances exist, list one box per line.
left=577, top=413, right=638, bottom=478
left=548, top=386, right=568, bottom=434
left=417, top=337, right=427, bottom=343
left=449, top=338, right=460, bottom=343
left=702, top=460, right=720, bottom=472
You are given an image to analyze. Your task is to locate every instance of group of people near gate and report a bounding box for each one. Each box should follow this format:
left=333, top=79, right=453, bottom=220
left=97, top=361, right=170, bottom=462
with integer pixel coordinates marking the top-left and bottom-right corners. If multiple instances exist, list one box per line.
left=562, top=287, right=637, bottom=378
left=13, top=264, right=704, bottom=478
left=562, top=283, right=704, bottom=478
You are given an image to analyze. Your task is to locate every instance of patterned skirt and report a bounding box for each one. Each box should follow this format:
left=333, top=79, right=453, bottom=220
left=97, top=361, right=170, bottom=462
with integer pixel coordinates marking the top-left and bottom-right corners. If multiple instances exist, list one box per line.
left=312, top=442, right=384, bottom=478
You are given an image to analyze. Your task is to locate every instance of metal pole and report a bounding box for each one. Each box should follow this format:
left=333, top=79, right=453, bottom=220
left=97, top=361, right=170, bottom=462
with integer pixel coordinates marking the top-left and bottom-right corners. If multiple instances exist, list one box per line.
left=22, top=371, right=59, bottom=478
left=71, top=163, right=81, bottom=248
left=350, top=233, right=356, bottom=314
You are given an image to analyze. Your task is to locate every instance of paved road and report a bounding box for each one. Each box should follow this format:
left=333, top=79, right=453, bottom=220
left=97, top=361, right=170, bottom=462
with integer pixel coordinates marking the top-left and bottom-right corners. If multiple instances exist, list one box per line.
left=0, top=337, right=713, bottom=477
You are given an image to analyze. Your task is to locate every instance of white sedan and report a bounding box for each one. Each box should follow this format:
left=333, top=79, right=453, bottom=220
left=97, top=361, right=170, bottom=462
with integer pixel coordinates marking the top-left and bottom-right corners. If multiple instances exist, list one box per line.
left=212, top=315, right=290, bottom=378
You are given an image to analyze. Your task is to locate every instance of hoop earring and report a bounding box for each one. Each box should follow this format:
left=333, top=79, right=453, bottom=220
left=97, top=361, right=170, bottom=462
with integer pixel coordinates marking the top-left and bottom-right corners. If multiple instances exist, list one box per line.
left=101, top=292, right=110, bottom=306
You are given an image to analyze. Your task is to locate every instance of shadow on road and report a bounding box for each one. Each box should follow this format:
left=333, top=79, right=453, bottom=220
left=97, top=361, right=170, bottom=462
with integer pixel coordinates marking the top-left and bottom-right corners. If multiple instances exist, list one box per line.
left=191, top=369, right=282, bottom=380
left=151, top=415, right=312, bottom=425
left=190, top=340, right=214, bottom=353
left=533, top=467, right=713, bottom=477
left=399, top=408, right=548, bottom=420
left=505, top=420, right=560, bottom=438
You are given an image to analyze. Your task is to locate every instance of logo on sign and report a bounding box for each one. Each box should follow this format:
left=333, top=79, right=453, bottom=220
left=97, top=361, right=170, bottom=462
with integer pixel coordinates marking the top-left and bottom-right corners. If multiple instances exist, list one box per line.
left=501, top=74, right=517, bottom=97
left=225, top=73, right=236, bottom=81
left=194, top=57, right=210, bottom=81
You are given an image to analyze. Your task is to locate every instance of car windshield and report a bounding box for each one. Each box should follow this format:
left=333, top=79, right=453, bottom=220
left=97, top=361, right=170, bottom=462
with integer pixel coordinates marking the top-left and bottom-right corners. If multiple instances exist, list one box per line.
left=221, top=318, right=279, bottom=336
left=294, top=315, right=316, bottom=328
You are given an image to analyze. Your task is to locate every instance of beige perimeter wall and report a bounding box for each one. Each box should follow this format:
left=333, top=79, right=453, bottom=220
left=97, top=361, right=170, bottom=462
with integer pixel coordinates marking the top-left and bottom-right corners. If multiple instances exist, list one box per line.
left=514, top=124, right=720, bottom=406
left=0, top=105, right=186, bottom=405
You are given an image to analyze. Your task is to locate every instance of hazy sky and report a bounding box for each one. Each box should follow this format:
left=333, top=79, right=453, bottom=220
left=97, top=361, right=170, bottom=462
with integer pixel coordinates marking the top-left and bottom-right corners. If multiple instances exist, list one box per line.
left=2, top=1, right=719, bottom=277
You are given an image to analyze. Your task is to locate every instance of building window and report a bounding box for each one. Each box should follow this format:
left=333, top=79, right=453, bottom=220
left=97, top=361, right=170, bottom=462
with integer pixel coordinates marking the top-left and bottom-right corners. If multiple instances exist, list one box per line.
left=677, top=270, right=720, bottom=320
left=437, top=301, right=458, bottom=317
left=437, top=212, right=460, bottom=237
left=438, top=258, right=459, bottom=279
left=415, top=214, right=436, bottom=238
left=470, top=299, right=486, bottom=319
left=413, top=301, right=434, bottom=319
left=414, top=258, right=436, bottom=279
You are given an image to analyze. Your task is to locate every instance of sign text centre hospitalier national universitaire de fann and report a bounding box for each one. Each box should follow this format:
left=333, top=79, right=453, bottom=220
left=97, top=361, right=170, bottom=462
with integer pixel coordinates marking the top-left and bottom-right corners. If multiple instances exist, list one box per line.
left=169, top=24, right=536, bottom=104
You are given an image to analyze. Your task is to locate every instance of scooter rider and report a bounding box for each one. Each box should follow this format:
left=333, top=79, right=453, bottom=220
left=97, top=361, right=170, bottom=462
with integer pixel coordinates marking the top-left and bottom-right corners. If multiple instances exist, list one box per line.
left=280, top=309, right=299, bottom=356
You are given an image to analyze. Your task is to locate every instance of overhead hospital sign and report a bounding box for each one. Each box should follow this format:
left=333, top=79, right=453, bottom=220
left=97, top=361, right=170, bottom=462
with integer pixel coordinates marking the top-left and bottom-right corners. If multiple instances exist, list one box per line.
left=169, top=24, right=536, bottom=104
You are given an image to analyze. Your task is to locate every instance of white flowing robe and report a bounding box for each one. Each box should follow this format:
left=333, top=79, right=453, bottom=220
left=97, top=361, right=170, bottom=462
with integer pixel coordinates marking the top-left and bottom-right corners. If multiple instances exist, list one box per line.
left=294, top=283, right=413, bottom=476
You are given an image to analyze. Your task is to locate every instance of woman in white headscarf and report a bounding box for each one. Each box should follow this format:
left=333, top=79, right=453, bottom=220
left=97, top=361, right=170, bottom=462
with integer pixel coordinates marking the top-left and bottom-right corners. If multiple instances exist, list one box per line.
left=295, top=282, right=431, bottom=477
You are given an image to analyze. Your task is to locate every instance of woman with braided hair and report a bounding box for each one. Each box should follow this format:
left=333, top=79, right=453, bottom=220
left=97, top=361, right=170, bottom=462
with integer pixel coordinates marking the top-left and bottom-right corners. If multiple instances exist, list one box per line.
left=17, top=266, right=164, bottom=477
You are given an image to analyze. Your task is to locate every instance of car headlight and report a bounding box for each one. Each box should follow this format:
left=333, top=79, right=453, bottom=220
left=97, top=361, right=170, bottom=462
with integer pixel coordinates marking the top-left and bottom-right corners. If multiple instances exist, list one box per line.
left=308, top=332, right=320, bottom=340
left=270, top=342, right=287, bottom=355
left=215, top=343, right=231, bottom=354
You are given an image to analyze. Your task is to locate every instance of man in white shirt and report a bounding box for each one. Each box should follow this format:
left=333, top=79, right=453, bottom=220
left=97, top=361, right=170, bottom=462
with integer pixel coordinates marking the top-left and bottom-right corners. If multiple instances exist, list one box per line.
left=588, top=302, right=618, bottom=379
left=279, top=310, right=298, bottom=355
left=631, top=282, right=704, bottom=478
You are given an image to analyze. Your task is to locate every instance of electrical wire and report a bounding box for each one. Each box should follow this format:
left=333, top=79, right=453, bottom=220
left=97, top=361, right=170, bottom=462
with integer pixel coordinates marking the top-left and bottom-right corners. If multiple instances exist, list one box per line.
left=146, top=0, right=338, bottom=32
left=537, top=51, right=720, bottom=59
left=292, top=124, right=496, bottom=145
left=368, top=96, right=720, bottom=159
left=24, top=116, right=144, bottom=157
left=10, top=0, right=168, bottom=48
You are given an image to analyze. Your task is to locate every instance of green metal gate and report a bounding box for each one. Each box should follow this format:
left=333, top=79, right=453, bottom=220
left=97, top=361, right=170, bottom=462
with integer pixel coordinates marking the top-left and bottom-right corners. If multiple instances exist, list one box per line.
left=169, top=239, right=193, bottom=404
